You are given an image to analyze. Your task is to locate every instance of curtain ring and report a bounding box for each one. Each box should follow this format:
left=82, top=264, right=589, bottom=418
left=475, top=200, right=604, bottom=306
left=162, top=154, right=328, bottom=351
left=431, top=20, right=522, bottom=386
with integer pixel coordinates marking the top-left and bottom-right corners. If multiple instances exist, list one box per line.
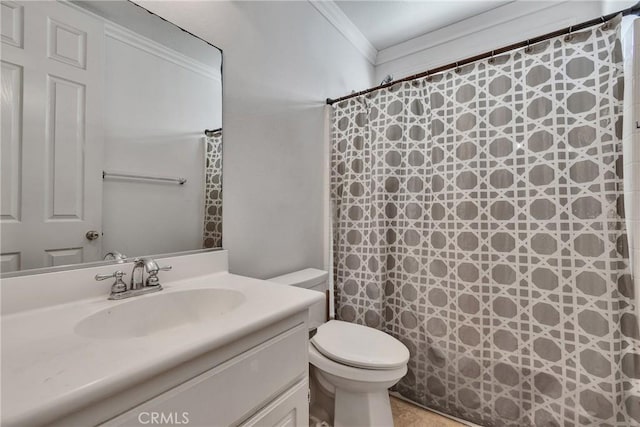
left=455, top=62, right=461, bottom=73
left=425, top=71, right=432, bottom=82
left=601, top=16, right=610, bottom=30
left=488, top=50, right=495, bottom=64
left=564, top=26, right=574, bottom=42
left=524, top=40, right=532, bottom=54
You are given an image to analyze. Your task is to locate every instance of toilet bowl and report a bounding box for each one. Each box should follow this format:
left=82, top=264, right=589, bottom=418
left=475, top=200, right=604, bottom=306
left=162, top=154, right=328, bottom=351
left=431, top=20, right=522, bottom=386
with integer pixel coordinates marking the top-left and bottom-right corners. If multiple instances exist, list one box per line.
left=269, top=270, right=410, bottom=427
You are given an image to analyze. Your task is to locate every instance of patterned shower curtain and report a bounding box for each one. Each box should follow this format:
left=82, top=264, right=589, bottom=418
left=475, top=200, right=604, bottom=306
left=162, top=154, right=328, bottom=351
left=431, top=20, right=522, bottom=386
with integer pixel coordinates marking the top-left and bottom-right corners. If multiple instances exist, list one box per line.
left=331, top=17, right=640, bottom=426
left=203, top=130, right=223, bottom=248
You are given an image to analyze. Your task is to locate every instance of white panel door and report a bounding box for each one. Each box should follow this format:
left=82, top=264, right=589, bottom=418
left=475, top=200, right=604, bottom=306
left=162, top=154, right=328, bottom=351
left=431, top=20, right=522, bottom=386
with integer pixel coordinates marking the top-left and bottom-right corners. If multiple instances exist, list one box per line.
left=0, top=1, right=104, bottom=272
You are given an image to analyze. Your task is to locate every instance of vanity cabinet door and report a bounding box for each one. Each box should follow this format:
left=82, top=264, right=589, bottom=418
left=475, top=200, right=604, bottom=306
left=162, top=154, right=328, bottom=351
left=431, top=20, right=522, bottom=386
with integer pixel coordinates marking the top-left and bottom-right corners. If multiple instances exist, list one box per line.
left=240, top=379, right=308, bottom=427
left=101, top=324, right=308, bottom=427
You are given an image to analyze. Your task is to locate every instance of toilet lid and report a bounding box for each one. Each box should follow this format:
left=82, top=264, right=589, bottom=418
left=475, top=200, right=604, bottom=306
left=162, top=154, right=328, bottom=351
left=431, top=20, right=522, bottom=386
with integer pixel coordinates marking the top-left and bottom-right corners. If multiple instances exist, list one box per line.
left=311, top=320, right=409, bottom=370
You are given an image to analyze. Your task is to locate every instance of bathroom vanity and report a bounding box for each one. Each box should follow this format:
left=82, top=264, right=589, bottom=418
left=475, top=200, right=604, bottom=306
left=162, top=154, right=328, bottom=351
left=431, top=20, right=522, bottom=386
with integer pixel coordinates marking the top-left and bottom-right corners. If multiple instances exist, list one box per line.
left=1, top=250, right=323, bottom=426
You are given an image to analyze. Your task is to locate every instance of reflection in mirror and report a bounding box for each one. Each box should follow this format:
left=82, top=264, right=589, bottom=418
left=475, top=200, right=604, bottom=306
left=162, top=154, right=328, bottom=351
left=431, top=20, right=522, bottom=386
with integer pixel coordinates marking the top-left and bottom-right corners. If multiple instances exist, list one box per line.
left=0, top=1, right=222, bottom=275
left=203, top=128, right=223, bottom=248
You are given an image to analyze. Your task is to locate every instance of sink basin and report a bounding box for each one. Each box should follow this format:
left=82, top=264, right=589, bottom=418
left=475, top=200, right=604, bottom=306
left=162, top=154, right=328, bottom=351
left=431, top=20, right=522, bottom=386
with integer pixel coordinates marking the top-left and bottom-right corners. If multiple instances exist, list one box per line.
left=75, top=289, right=245, bottom=339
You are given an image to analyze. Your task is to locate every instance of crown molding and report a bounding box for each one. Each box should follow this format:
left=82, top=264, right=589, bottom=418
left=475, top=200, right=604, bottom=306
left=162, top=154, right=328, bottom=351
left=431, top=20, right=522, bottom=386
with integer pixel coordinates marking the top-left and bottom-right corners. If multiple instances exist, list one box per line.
left=376, top=1, right=570, bottom=66
left=308, top=0, right=377, bottom=64
left=62, top=0, right=219, bottom=82
left=105, top=22, right=220, bottom=82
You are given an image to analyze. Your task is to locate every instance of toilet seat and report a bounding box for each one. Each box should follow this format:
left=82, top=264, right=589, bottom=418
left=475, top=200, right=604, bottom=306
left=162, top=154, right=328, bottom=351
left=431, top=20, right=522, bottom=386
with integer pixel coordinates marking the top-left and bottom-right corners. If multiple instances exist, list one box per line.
left=309, top=344, right=407, bottom=383
left=311, top=320, right=410, bottom=370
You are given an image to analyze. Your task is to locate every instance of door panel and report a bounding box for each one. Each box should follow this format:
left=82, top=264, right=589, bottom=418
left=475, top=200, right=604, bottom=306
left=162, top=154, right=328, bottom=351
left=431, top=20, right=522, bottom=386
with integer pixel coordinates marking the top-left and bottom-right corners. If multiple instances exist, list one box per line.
left=47, top=17, right=87, bottom=69
left=0, top=253, right=21, bottom=272
left=44, top=247, right=83, bottom=267
left=1, top=1, right=24, bottom=48
left=0, top=61, right=23, bottom=223
left=46, top=75, right=86, bottom=220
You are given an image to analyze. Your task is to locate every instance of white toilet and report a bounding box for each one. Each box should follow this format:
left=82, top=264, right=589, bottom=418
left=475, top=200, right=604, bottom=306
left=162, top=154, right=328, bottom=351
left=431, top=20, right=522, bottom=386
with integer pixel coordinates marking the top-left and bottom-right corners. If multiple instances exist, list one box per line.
left=270, top=269, right=410, bottom=427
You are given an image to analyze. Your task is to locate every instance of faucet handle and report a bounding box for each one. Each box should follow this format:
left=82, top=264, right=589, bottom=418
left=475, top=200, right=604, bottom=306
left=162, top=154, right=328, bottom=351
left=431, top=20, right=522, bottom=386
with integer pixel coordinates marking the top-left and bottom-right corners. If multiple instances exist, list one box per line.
left=145, top=265, right=171, bottom=287
left=95, top=270, right=125, bottom=281
left=95, top=270, right=128, bottom=295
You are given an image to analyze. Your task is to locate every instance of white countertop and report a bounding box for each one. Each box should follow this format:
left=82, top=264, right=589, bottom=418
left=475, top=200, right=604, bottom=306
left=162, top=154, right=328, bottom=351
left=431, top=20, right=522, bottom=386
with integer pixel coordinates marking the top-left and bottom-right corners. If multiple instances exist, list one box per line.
left=1, top=271, right=323, bottom=427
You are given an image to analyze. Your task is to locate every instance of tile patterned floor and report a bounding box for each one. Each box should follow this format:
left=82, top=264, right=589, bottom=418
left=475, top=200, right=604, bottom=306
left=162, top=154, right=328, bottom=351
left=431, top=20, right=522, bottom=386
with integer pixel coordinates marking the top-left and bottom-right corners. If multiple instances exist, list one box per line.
left=390, top=396, right=465, bottom=427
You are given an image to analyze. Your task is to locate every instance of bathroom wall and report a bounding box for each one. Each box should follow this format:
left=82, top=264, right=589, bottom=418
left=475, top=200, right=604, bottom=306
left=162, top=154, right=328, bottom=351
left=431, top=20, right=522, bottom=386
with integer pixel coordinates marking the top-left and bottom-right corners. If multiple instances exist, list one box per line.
left=102, top=29, right=222, bottom=258
left=603, top=0, right=639, bottom=15
left=374, top=1, right=604, bottom=82
left=135, top=1, right=375, bottom=278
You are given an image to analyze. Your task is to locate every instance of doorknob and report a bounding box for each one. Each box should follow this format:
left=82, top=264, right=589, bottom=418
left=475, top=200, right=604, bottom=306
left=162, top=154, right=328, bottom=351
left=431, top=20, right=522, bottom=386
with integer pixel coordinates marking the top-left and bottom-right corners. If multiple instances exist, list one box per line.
left=86, top=230, right=100, bottom=241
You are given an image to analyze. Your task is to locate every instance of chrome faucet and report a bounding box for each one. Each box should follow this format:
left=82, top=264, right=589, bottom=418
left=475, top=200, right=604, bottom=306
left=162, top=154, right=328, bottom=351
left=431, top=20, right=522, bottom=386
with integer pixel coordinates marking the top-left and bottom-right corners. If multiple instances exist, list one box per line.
left=103, top=251, right=127, bottom=263
left=96, top=257, right=172, bottom=300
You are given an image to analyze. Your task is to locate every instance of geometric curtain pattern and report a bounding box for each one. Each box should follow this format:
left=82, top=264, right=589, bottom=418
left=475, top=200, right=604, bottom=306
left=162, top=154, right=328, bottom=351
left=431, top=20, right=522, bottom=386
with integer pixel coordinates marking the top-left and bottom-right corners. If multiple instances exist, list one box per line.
left=203, top=130, right=222, bottom=248
left=331, top=17, right=640, bottom=426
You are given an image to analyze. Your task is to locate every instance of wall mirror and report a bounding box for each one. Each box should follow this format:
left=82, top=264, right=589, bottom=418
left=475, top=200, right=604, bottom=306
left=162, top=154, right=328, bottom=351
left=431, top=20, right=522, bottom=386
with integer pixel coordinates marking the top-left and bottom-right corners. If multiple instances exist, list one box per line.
left=1, top=1, right=223, bottom=276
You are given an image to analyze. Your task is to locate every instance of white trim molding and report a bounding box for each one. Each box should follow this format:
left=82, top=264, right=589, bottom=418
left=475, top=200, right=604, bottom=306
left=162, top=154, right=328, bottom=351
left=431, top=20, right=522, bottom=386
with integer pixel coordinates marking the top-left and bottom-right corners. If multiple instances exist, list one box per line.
left=308, top=0, right=377, bottom=64
left=307, top=0, right=603, bottom=79
left=105, top=22, right=220, bottom=82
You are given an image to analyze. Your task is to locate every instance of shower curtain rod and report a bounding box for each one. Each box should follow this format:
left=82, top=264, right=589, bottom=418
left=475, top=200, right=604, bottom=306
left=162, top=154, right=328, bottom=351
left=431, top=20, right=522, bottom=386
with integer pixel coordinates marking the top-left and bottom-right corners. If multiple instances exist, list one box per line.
left=204, top=128, right=222, bottom=137
left=326, top=2, right=640, bottom=105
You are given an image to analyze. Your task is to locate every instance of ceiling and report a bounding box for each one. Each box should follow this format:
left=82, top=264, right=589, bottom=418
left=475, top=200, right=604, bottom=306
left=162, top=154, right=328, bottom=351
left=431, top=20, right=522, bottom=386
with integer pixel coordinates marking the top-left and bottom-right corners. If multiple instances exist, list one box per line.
left=334, top=0, right=513, bottom=50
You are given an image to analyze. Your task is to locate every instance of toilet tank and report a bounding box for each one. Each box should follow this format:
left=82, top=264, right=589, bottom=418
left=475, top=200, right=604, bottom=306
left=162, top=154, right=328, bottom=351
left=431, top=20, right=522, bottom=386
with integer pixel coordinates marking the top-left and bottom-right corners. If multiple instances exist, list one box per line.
left=269, top=268, right=328, bottom=330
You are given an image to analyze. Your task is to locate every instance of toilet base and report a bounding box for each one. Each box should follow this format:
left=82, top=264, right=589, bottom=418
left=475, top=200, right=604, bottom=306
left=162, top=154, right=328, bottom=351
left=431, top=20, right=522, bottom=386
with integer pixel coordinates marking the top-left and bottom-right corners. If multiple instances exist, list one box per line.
left=334, top=387, right=393, bottom=427
left=309, top=370, right=334, bottom=424
left=310, top=364, right=397, bottom=427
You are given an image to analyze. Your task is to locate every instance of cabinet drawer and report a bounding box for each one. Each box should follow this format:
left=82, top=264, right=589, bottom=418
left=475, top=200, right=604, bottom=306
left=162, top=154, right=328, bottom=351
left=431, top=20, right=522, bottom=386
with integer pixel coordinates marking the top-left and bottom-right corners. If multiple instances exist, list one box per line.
left=103, top=324, right=307, bottom=427
left=240, top=379, right=308, bottom=427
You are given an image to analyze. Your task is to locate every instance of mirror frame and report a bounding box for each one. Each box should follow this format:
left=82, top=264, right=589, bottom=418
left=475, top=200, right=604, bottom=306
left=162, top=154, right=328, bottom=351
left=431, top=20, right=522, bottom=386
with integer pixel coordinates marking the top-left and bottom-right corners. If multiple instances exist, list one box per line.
left=0, top=0, right=224, bottom=279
